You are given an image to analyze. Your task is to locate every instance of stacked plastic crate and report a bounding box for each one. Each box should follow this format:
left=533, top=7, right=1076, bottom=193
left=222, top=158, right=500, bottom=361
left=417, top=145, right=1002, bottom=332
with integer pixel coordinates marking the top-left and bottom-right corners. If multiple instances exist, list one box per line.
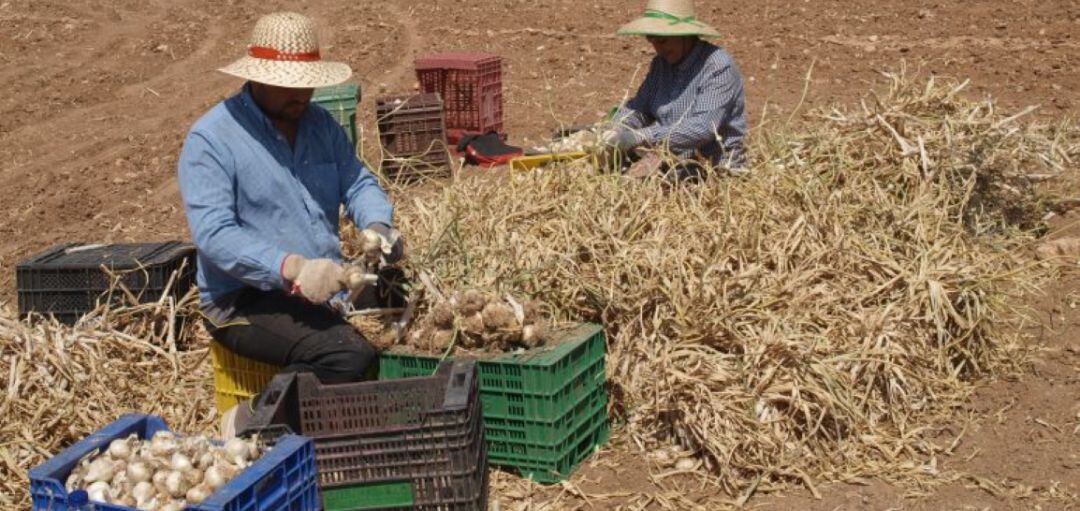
left=375, top=92, right=452, bottom=180
left=415, top=53, right=504, bottom=145
left=244, top=360, right=487, bottom=509
left=379, top=323, right=609, bottom=483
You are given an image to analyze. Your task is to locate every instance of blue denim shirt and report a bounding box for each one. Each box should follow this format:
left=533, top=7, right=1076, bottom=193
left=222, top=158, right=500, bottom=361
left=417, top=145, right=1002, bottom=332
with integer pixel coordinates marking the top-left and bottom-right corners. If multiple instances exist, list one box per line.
left=615, top=40, right=748, bottom=168
left=178, top=84, right=392, bottom=311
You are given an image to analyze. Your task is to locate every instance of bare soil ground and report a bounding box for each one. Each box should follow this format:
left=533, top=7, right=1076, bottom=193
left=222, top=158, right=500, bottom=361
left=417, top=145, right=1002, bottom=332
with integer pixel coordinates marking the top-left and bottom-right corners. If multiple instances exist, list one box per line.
left=2, top=0, right=1078, bottom=508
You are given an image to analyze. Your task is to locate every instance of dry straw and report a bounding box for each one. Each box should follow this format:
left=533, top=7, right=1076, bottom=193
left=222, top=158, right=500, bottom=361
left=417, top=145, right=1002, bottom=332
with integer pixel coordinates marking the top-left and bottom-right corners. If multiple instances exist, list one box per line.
left=2, top=71, right=1078, bottom=508
left=380, top=71, right=1077, bottom=498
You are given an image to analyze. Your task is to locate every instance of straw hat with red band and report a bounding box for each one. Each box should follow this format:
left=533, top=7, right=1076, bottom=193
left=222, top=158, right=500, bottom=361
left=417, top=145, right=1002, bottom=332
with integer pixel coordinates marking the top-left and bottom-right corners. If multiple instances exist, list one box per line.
left=218, top=12, right=351, bottom=89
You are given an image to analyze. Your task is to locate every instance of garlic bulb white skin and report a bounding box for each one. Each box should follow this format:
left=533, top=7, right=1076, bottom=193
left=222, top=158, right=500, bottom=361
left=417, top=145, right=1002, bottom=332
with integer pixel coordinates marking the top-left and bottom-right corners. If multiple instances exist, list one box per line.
left=132, top=481, right=155, bottom=504
left=170, top=452, right=193, bottom=473
left=164, top=470, right=188, bottom=498
left=150, top=432, right=178, bottom=458
left=186, top=484, right=212, bottom=504
left=84, top=457, right=115, bottom=483
left=107, top=438, right=132, bottom=460
left=68, top=432, right=265, bottom=509
left=197, top=450, right=215, bottom=469
left=674, top=457, right=697, bottom=471
left=183, top=464, right=204, bottom=486
left=86, top=481, right=110, bottom=503
left=203, top=465, right=226, bottom=490
left=110, top=468, right=128, bottom=490
left=126, top=461, right=151, bottom=483
left=152, top=469, right=170, bottom=493
left=223, top=438, right=249, bottom=463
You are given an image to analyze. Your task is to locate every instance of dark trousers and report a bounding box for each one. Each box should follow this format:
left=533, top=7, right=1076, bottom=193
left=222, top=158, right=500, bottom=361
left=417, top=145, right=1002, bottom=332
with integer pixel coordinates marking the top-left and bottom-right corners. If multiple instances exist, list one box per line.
left=208, top=290, right=377, bottom=386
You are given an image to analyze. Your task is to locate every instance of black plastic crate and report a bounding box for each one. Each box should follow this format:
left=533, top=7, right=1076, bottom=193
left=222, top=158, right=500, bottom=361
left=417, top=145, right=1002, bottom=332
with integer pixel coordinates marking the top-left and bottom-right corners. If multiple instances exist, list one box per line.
left=243, top=360, right=487, bottom=510
left=16, top=241, right=196, bottom=324
left=376, top=93, right=452, bottom=181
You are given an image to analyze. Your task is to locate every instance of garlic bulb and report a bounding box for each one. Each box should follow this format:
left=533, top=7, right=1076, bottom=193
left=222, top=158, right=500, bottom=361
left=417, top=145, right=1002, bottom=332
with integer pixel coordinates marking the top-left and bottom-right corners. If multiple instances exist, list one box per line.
left=150, top=432, right=178, bottom=457
left=674, top=457, right=697, bottom=471
left=85, top=457, right=115, bottom=483
left=110, top=468, right=128, bottom=489
left=203, top=465, right=226, bottom=490
left=68, top=431, right=264, bottom=509
left=223, top=438, right=249, bottom=463
left=152, top=469, right=169, bottom=492
left=186, top=484, right=212, bottom=504
left=170, top=452, right=193, bottom=473
left=183, top=464, right=204, bottom=486
left=126, top=461, right=151, bottom=483
left=107, top=438, right=133, bottom=460
left=164, top=470, right=188, bottom=498
left=361, top=229, right=382, bottom=255
left=86, top=481, right=111, bottom=503
left=196, top=450, right=215, bottom=469
left=131, top=481, right=155, bottom=504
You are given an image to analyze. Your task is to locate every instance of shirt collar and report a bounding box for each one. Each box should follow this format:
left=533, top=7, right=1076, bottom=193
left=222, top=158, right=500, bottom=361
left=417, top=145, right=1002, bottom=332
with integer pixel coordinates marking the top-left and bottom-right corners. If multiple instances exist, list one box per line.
left=674, top=40, right=707, bottom=73
left=237, top=82, right=316, bottom=138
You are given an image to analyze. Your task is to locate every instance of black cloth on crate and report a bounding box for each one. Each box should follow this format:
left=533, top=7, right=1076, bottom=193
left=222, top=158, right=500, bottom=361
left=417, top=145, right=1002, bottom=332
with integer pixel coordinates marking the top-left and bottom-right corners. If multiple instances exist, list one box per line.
left=456, top=131, right=523, bottom=166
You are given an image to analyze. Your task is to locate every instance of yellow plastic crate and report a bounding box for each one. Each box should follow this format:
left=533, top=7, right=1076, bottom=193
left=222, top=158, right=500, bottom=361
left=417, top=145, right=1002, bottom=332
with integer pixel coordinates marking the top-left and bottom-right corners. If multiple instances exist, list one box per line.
left=509, top=151, right=591, bottom=171
left=210, top=342, right=281, bottom=414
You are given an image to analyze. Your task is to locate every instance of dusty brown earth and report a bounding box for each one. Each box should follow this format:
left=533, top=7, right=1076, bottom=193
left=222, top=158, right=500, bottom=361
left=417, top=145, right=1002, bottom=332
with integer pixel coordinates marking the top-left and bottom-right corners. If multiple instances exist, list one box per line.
left=2, top=0, right=1078, bottom=508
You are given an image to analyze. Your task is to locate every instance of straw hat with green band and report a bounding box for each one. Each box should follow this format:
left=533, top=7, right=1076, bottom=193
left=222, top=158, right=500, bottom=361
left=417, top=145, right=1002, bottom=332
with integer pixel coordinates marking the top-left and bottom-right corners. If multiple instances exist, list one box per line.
left=617, top=0, right=721, bottom=38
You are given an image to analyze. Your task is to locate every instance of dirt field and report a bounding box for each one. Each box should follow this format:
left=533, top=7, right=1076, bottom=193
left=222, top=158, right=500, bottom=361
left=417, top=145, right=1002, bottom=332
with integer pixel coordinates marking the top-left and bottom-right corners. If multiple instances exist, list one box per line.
left=2, top=0, right=1078, bottom=508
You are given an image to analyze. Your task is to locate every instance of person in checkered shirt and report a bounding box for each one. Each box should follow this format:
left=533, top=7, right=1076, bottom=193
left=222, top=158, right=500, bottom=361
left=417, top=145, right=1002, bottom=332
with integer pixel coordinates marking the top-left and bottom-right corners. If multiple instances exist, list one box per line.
left=603, top=0, right=748, bottom=180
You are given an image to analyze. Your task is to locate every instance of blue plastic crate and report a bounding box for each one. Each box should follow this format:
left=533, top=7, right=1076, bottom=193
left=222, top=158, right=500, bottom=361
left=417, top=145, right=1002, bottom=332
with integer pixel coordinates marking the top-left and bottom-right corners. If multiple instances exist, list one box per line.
left=28, top=414, right=319, bottom=511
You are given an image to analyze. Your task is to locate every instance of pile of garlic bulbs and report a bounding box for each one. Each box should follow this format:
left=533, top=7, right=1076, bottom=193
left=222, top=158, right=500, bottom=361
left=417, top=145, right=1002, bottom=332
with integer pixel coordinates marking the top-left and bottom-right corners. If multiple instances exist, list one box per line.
left=65, top=431, right=263, bottom=511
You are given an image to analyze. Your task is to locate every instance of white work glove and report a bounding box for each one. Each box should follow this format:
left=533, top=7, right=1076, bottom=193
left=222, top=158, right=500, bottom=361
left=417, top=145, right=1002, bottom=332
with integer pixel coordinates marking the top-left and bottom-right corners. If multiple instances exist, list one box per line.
left=281, top=254, right=346, bottom=303
left=600, top=128, right=640, bottom=151
left=361, top=223, right=404, bottom=264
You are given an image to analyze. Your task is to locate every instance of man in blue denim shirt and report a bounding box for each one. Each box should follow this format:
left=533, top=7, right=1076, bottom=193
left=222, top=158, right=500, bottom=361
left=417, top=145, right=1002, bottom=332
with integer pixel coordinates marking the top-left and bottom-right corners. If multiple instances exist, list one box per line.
left=604, top=0, right=748, bottom=180
left=178, top=12, right=400, bottom=436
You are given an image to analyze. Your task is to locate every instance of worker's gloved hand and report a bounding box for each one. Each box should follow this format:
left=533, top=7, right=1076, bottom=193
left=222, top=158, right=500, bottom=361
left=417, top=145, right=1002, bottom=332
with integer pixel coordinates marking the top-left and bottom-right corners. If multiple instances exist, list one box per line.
left=362, top=223, right=405, bottom=264
left=600, top=128, right=640, bottom=152
left=281, top=254, right=346, bottom=303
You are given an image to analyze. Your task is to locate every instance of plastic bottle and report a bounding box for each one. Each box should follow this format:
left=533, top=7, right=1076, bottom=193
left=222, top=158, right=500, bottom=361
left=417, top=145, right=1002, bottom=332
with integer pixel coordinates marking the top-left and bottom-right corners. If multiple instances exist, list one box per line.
left=68, top=489, right=94, bottom=510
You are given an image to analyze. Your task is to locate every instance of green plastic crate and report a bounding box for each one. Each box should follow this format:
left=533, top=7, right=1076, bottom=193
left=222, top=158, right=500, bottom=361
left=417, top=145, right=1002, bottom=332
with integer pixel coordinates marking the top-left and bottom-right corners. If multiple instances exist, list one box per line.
left=313, top=84, right=358, bottom=145
left=380, top=323, right=604, bottom=391
left=489, top=407, right=609, bottom=484
left=483, top=380, right=607, bottom=445
left=322, top=481, right=413, bottom=511
left=379, top=323, right=609, bottom=482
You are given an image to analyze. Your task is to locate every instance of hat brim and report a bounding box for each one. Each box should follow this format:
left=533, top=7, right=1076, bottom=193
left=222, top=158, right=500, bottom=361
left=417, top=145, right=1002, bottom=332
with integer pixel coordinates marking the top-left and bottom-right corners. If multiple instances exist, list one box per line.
left=616, top=18, right=721, bottom=38
left=218, top=56, right=352, bottom=89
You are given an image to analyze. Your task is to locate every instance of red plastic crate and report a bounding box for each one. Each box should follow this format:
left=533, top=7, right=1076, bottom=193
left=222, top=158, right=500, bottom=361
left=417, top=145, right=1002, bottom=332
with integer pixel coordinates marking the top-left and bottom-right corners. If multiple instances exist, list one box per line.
left=415, top=53, right=503, bottom=144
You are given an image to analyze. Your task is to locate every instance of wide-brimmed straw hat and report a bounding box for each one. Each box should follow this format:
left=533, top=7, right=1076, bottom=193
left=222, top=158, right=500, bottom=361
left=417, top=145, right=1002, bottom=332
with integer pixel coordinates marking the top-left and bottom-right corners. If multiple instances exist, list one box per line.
left=218, top=12, right=351, bottom=89
left=617, top=0, right=721, bottom=38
